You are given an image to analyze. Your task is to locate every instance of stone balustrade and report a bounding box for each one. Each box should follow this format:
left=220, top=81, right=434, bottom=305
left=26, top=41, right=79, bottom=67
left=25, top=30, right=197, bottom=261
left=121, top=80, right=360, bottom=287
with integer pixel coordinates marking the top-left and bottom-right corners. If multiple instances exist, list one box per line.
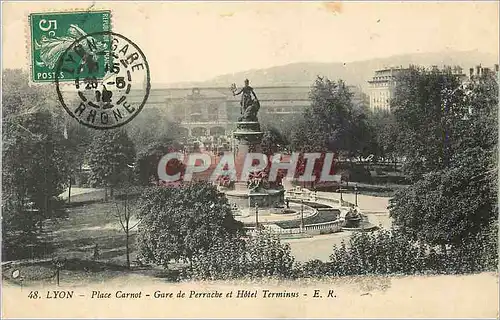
left=244, top=219, right=343, bottom=236
left=242, top=187, right=369, bottom=237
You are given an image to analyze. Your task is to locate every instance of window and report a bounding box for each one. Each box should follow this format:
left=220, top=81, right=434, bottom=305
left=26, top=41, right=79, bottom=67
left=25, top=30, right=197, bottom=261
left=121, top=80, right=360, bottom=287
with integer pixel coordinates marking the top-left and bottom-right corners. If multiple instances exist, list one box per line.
left=191, top=105, right=201, bottom=115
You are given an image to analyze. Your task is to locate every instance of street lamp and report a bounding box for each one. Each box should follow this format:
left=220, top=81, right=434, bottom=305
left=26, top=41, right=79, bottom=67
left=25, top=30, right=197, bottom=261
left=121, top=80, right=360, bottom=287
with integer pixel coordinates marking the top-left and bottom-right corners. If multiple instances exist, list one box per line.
left=354, top=183, right=358, bottom=207
left=255, top=203, right=259, bottom=230
left=300, top=199, right=305, bottom=232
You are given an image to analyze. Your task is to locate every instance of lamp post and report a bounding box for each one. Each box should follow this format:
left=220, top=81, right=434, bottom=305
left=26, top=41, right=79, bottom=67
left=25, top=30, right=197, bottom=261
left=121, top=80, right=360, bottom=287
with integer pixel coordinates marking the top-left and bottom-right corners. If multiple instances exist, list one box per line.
left=354, top=184, right=358, bottom=207
left=255, top=203, right=259, bottom=230
left=300, top=199, right=305, bottom=232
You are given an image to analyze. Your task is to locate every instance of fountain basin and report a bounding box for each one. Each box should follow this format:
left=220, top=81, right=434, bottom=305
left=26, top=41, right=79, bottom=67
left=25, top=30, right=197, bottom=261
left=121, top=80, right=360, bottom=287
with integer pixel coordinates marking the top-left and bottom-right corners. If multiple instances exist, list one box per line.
left=225, top=188, right=285, bottom=209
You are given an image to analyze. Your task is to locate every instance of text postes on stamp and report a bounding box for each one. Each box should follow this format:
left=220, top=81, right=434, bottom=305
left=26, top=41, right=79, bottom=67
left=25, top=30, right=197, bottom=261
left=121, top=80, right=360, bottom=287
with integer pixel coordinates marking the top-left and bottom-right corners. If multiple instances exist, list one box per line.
left=55, top=31, right=151, bottom=130
left=29, top=10, right=111, bottom=83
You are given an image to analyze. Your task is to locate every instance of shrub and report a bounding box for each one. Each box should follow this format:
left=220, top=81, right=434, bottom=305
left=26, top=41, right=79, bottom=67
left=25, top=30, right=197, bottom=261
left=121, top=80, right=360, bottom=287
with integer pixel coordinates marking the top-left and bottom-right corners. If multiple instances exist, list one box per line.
left=189, top=231, right=296, bottom=280
left=299, top=259, right=330, bottom=278
left=323, top=226, right=498, bottom=277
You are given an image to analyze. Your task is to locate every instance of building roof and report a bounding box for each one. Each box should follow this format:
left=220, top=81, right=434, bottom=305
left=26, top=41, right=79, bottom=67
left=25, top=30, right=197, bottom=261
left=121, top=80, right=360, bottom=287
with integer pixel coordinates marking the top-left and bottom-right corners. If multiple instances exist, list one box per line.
left=147, top=85, right=315, bottom=101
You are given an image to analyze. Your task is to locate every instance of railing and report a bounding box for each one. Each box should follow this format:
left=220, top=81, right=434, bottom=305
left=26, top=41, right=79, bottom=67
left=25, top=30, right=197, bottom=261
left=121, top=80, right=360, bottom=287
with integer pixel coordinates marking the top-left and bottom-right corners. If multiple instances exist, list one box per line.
left=243, top=187, right=362, bottom=237
left=244, top=219, right=343, bottom=236
left=277, top=220, right=343, bottom=235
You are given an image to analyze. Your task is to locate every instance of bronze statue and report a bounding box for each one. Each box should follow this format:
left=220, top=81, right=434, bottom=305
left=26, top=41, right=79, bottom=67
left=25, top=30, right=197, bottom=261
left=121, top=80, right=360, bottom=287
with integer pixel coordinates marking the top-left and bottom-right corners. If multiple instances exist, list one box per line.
left=231, top=79, right=260, bottom=122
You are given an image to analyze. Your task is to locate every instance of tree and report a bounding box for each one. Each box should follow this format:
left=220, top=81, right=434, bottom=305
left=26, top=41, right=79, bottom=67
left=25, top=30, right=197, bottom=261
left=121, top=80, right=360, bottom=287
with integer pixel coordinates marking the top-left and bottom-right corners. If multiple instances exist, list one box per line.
left=24, top=111, right=70, bottom=222
left=65, top=119, right=95, bottom=199
left=389, top=160, right=495, bottom=248
left=87, top=129, right=136, bottom=199
left=136, top=182, right=244, bottom=268
left=113, top=184, right=141, bottom=269
left=124, top=107, right=182, bottom=154
left=291, top=76, right=374, bottom=158
left=135, top=140, right=184, bottom=186
left=260, top=126, right=288, bottom=155
left=245, top=231, right=295, bottom=278
left=190, top=235, right=247, bottom=280
left=391, top=66, right=469, bottom=180
left=260, top=113, right=300, bottom=147
left=2, top=69, right=70, bottom=258
left=389, top=67, right=498, bottom=249
left=368, top=111, right=398, bottom=163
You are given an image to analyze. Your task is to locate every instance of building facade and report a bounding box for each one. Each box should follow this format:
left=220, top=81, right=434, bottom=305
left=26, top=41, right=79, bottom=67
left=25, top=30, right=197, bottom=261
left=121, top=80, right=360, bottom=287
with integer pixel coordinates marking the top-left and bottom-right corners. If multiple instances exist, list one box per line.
left=367, top=67, right=408, bottom=112
left=129, top=84, right=368, bottom=152
left=368, top=65, right=475, bottom=113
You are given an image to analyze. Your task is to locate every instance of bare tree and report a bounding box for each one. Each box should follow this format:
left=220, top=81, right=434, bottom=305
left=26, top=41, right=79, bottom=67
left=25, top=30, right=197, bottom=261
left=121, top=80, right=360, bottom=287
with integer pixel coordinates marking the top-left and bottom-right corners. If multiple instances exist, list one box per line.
left=113, top=186, right=141, bottom=269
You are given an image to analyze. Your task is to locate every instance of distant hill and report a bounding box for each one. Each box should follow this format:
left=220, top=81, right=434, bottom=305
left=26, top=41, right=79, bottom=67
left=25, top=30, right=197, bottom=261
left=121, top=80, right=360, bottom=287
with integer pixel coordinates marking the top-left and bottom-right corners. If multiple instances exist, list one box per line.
left=166, top=51, right=498, bottom=92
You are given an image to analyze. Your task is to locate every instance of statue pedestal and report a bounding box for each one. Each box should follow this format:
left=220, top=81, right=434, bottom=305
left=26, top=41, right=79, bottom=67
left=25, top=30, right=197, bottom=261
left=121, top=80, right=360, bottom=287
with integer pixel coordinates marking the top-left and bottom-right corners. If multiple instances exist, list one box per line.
left=233, top=122, right=263, bottom=148
left=248, top=188, right=285, bottom=208
left=220, top=85, right=285, bottom=219
left=222, top=120, right=285, bottom=215
left=233, top=121, right=263, bottom=181
left=225, top=187, right=285, bottom=211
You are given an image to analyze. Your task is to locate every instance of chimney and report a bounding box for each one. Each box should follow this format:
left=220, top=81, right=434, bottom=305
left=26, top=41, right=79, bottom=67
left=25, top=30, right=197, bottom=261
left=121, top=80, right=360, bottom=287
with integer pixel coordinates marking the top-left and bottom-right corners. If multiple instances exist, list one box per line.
left=469, top=68, right=474, bottom=78
left=495, top=64, right=499, bottom=72
left=476, top=65, right=481, bottom=76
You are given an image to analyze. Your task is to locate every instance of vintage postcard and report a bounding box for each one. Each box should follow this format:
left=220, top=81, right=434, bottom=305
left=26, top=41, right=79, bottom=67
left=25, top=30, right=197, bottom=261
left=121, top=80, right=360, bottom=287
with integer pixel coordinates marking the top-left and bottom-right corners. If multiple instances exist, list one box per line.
left=1, top=1, right=499, bottom=318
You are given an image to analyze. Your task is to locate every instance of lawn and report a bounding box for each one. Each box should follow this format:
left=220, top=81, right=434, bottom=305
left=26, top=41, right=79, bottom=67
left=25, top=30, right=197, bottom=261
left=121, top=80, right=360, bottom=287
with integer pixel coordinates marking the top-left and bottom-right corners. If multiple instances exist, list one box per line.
left=2, top=190, right=167, bottom=287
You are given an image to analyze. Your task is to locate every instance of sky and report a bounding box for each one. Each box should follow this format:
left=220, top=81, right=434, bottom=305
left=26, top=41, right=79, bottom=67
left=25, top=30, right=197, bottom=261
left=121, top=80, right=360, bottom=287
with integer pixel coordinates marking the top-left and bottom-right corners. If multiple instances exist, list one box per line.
left=2, top=1, right=499, bottom=84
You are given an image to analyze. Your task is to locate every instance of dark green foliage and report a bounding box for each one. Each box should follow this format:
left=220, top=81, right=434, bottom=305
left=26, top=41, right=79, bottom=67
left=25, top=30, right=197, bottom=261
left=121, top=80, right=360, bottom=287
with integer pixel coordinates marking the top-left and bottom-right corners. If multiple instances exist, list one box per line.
left=65, top=119, right=95, bottom=187
left=87, top=129, right=136, bottom=195
left=294, top=227, right=498, bottom=277
left=246, top=231, right=295, bottom=278
left=2, top=69, right=70, bottom=259
left=392, top=67, right=461, bottom=179
left=135, top=141, right=185, bottom=185
left=335, top=163, right=372, bottom=183
left=367, top=111, right=398, bottom=162
left=300, top=259, right=330, bottom=278
left=124, top=107, right=183, bottom=155
left=261, top=126, right=289, bottom=155
left=389, top=164, right=495, bottom=247
left=260, top=113, right=300, bottom=149
left=136, top=182, right=244, bottom=268
left=189, top=235, right=248, bottom=280
left=391, top=66, right=498, bottom=181
left=189, top=231, right=295, bottom=280
left=389, top=68, right=498, bottom=249
left=291, top=77, right=376, bottom=158
left=328, top=229, right=428, bottom=276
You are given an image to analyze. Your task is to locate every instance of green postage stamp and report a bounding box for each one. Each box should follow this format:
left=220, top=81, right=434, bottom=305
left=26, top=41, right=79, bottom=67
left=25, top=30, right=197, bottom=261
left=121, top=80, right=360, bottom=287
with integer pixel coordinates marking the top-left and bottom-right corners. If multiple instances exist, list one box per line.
left=29, top=10, right=111, bottom=83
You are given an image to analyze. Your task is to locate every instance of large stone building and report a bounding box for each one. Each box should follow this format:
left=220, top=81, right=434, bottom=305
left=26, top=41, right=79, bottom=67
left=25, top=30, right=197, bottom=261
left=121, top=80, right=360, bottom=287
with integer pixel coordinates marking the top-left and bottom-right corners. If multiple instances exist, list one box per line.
left=161, top=86, right=313, bottom=138
left=367, top=65, right=473, bottom=113
left=367, top=67, right=408, bottom=112
left=139, top=85, right=367, bottom=140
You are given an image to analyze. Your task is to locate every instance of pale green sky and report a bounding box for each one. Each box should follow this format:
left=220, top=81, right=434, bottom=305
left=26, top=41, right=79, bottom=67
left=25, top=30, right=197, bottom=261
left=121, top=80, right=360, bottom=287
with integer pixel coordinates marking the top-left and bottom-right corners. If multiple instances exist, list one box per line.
left=2, top=1, right=499, bottom=83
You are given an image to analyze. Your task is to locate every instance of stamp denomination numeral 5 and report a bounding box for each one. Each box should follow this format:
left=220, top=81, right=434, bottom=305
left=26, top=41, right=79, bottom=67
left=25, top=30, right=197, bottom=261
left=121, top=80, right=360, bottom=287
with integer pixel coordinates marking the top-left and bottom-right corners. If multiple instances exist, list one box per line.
left=39, top=19, right=57, bottom=32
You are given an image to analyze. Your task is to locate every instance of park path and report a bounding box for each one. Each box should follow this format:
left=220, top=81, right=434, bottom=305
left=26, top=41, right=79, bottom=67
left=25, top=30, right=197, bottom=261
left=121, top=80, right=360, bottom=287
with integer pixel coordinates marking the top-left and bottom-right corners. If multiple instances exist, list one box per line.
left=285, top=192, right=392, bottom=262
left=59, top=187, right=104, bottom=200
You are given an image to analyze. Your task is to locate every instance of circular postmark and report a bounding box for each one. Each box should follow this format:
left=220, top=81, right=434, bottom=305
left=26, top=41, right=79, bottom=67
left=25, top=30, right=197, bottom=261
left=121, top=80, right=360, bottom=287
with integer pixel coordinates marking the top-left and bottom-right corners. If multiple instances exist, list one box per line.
left=55, top=31, right=150, bottom=129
